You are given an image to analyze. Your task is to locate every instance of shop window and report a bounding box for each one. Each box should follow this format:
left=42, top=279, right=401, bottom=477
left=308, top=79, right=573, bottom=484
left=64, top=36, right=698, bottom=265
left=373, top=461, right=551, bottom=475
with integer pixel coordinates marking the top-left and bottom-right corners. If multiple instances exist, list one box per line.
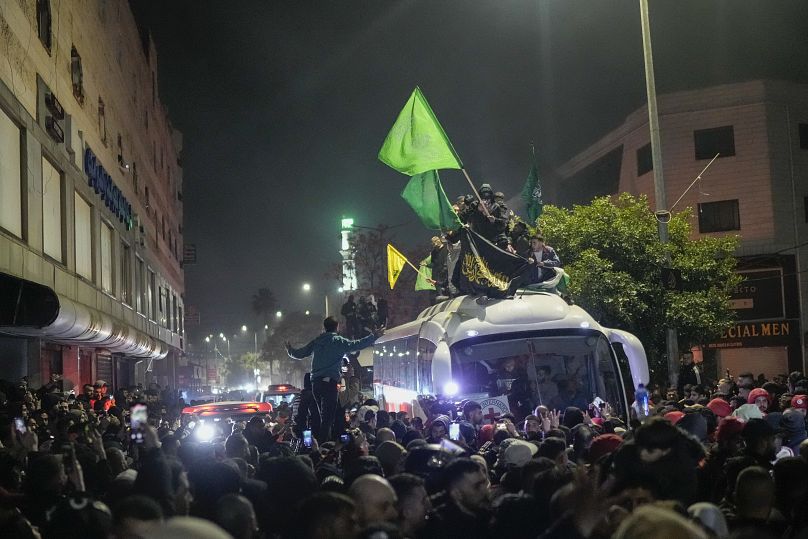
left=37, top=0, right=52, bottom=53
left=71, top=46, right=84, bottom=104
left=694, top=126, right=735, bottom=160
left=74, top=193, right=93, bottom=279
left=100, top=221, right=113, bottom=292
left=0, top=110, right=23, bottom=238
left=42, top=156, right=64, bottom=262
left=636, top=143, right=652, bottom=176
left=698, top=199, right=740, bottom=233
left=98, top=97, right=107, bottom=146
left=800, top=123, right=808, bottom=150
left=121, top=241, right=132, bottom=305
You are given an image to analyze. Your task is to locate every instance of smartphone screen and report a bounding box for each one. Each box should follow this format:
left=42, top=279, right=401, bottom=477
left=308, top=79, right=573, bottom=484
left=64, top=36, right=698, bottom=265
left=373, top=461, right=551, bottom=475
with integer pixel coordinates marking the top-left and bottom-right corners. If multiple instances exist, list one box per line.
left=303, top=429, right=313, bottom=448
left=339, top=433, right=350, bottom=444
left=14, top=417, right=26, bottom=434
left=449, top=423, right=461, bottom=441
left=130, top=404, right=148, bottom=443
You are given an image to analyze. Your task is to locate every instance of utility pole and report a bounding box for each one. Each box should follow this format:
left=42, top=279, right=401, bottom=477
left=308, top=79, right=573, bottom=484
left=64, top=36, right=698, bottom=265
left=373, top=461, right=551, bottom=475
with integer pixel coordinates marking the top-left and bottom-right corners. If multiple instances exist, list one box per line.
left=639, top=0, right=679, bottom=390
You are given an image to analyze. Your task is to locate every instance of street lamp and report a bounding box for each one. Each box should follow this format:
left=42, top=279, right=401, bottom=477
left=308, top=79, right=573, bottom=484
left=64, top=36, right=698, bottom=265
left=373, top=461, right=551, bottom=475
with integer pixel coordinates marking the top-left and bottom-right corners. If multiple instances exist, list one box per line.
left=241, top=325, right=258, bottom=354
left=302, top=283, right=311, bottom=292
left=204, top=336, right=210, bottom=343
left=275, top=311, right=282, bottom=318
left=302, top=283, right=330, bottom=317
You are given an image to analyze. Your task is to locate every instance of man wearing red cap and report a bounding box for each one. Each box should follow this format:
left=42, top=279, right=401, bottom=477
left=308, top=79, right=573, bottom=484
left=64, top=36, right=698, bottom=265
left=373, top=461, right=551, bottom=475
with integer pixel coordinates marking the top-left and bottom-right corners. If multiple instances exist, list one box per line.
left=707, top=398, right=732, bottom=419
left=747, top=388, right=771, bottom=414
left=699, top=417, right=746, bottom=503
left=791, top=394, right=808, bottom=416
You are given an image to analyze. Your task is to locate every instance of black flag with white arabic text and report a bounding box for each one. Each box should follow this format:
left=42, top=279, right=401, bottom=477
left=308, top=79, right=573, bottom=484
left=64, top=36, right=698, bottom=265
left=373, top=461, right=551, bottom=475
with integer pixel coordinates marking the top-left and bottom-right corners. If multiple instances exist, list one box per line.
left=453, top=228, right=530, bottom=297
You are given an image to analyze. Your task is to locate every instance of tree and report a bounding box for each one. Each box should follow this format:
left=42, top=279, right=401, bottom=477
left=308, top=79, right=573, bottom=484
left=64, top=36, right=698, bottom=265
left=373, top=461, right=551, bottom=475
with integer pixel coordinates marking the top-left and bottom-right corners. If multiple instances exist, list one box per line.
left=262, top=311, right=322, bottom=387
left=251, top=288, right=277, bottom=326
left=349, top=225, right=392, bottom=292
left=538, top=193, right=740, bottom=384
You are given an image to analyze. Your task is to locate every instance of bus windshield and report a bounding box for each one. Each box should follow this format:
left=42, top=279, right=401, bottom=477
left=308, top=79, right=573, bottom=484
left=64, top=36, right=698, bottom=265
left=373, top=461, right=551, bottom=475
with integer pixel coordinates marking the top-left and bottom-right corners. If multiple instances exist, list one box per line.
left=451, top=331, right=626, bottom=420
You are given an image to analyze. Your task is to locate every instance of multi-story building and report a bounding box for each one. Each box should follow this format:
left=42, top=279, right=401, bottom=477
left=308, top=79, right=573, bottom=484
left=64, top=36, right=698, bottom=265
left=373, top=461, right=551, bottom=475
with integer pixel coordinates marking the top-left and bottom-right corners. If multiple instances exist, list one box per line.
left=550, top=80, right=808, bottom=379
left=0, top=1, right=184, bottom=391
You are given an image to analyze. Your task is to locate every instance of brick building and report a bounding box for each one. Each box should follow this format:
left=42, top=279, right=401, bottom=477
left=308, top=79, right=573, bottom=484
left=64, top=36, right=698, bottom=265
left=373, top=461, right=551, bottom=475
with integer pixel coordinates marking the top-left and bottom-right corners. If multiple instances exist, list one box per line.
left=0, top=1, right=184, bottom=391
left=550, top=80, right=808, bottom=378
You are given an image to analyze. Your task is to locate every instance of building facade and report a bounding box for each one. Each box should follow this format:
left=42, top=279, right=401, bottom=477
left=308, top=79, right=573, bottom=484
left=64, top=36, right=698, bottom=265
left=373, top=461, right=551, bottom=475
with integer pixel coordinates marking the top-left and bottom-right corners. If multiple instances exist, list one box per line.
left=0, top=0, right=184, bottom=392
left=551, top=80, right=808, bottom=379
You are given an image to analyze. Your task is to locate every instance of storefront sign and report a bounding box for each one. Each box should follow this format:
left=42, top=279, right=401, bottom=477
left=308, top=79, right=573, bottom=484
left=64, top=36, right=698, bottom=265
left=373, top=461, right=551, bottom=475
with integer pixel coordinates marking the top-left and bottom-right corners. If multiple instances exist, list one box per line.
left=84, top=147, right=133, bottom=230
left=730, top=269, right=784, bottom=321
left=707, top=319, right=799, bottom=349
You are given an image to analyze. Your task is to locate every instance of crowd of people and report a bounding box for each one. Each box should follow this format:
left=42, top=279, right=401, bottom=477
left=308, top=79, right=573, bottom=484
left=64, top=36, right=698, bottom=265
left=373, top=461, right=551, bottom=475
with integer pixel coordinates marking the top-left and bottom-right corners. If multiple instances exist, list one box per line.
left=3, top=346, right=808, bottom=538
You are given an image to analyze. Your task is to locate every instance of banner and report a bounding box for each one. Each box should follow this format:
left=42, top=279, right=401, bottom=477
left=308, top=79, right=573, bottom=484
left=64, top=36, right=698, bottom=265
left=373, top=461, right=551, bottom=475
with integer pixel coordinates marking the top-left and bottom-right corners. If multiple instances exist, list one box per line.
left=387, top=244, right=409, bottom=289
left=454, top=228, right=530, bottom=296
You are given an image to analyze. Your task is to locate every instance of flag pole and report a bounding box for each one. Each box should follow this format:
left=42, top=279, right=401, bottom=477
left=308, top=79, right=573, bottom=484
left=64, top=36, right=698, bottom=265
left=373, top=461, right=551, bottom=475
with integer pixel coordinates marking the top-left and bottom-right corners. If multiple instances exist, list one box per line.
left=461, top=168, right=492, bottom=218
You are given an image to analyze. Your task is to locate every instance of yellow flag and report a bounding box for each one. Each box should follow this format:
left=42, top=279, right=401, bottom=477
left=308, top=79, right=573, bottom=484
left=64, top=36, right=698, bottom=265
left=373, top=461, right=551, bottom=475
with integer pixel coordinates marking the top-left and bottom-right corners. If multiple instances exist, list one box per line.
left=387, top=244, right=409, bottom=289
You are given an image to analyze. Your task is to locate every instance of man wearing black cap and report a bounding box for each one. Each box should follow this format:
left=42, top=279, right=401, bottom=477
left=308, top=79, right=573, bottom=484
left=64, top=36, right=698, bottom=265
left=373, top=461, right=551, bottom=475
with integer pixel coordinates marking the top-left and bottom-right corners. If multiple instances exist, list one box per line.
left=465, top=184, right=511, bottom=249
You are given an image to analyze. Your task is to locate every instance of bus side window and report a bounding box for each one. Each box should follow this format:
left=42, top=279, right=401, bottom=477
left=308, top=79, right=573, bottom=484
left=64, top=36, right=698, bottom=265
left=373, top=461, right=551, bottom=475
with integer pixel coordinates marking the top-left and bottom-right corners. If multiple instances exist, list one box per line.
left=418, top=339, right=435, bottom=395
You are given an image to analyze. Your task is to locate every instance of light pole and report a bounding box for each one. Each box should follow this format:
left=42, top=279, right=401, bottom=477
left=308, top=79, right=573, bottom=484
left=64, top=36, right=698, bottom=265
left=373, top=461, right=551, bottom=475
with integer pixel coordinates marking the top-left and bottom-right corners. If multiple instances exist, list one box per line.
left=303, top=282, right=330, bottom=317
left=241, top=325, right=258, bottom=354
left=639, top=0, right=679, bottom=389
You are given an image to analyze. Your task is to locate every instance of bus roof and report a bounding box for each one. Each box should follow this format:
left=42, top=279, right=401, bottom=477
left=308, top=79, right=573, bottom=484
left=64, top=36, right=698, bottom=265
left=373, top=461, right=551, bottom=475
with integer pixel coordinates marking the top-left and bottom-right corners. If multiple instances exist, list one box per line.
left=376, top=292, right=604, bottom=347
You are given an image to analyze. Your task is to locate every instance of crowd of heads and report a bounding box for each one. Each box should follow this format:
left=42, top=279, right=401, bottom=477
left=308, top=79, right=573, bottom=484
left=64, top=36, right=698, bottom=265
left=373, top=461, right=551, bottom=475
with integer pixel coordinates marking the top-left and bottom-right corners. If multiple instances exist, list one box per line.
left=1, top=366, right=807, bottom=538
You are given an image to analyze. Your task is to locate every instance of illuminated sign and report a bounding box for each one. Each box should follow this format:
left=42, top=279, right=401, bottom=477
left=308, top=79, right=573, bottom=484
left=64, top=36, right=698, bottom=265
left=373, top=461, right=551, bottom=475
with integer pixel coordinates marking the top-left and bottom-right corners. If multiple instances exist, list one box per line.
left=707, top=319, right=799, bottom=349
left=84, top=147, right=133, bottom=230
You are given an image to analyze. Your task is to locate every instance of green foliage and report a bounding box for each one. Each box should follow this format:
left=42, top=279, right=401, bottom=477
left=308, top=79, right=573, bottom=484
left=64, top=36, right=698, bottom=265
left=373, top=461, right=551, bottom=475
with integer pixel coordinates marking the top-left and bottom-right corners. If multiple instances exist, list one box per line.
left=538, top=193, right=740, bottom=383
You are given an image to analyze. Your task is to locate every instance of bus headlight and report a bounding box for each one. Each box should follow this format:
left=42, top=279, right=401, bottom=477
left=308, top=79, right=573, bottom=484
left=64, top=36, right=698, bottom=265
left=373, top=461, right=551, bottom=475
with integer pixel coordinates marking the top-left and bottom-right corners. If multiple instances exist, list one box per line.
left=196, top=422, right=216, bottom=442
left=443, top=381, right=459, bottom=397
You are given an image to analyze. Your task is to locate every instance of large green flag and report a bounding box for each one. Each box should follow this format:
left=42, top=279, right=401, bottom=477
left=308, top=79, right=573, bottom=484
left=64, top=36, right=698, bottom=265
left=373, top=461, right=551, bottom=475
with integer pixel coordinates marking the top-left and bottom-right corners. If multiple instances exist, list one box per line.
left=415, top=256, right=435, bottom=291
left=520, top=153, right=544, bottom=225
left=401, top=170, right=461, bottom=230
left=378, top=87, right=463, bottom=176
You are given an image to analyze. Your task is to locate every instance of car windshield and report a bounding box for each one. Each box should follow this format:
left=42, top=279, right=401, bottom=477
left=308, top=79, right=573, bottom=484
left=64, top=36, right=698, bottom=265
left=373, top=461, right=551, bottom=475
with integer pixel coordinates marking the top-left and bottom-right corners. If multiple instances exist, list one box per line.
left=451, top=331, right=626, bottom=419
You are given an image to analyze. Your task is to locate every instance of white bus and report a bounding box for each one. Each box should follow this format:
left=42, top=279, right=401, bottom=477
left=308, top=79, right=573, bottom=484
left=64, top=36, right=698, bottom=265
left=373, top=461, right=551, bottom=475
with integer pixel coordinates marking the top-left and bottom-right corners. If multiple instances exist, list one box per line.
left=372, top=291, right=649, bottom=423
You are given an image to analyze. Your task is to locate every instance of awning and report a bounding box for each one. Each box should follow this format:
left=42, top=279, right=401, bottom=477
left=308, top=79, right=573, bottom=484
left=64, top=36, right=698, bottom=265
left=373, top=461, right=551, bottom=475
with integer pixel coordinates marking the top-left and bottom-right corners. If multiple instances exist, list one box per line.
left=0, top=272, right=168, bottom=360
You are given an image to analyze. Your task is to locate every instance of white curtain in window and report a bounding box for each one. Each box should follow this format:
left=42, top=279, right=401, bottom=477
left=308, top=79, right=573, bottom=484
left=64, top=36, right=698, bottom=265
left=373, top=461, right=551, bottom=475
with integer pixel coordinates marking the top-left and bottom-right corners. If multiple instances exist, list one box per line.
left=42, top=157, right=63, bottom=261
left=100, top=222, right=113, bottom=293
left=0, top=111, right=22, bottom=237
left=74, top=193, right=92, bottom=279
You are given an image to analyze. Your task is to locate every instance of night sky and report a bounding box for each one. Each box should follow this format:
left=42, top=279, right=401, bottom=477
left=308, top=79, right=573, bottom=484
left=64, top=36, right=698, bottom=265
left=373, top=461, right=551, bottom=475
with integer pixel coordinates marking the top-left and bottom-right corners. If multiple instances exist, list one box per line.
left=130, top=0, right=808, bottom=336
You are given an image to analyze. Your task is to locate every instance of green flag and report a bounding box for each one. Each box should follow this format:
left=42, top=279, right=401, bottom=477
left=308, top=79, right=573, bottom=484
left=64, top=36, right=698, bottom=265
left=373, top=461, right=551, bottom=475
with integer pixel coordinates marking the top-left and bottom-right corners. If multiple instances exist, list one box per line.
left=415, top=256, right=435, bottom=291
left=378, top=87, right=463, bottom=176
left=520, top=152, right=544, bottom=225
left=401, top=170, right=461, bottom=230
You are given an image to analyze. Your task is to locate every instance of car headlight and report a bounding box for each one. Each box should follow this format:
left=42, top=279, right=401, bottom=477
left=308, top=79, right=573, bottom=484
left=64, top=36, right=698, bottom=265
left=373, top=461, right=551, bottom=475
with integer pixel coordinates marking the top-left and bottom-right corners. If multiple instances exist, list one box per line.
left=195, top=422, right=216, bottom=442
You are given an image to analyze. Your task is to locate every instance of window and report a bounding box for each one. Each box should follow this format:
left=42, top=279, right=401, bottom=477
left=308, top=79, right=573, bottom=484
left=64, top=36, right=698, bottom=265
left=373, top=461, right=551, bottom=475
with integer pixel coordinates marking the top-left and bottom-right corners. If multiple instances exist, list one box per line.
left=136, top=257, right=145, bottom=314
left=132, top=162, right=138, bottom=194
left=800, top=124, right=808, bottom=150
left=98, top=97, right=107, bottom=146
left=120, top=241, right=132, bottom=305
left=117, top=133, right=124, bottom=167
left=698, top=199, right=740, bottom=233
left=171, top=293, right=178, bottom=332
left=42, top=156, right=64, bottom=261
left=144, top=185, right=150, bottom=207
left=636, top=143, right=653, bottom=176
left=147, top=270, right=156, bottom=320
left=71, top=46, right=84, bottom=104
left=178, top=306, right=184, bottom=336
left=694, top=126, right=735, bottom=160
left=36, top=0, right=52, bottom=53
left=74, top=193, right=92, bottom=279
left=100, top=221, right=113, bottom=292
left=0, top=109, right=22, bottom=238
left=161, top=215, right=166, bottom=241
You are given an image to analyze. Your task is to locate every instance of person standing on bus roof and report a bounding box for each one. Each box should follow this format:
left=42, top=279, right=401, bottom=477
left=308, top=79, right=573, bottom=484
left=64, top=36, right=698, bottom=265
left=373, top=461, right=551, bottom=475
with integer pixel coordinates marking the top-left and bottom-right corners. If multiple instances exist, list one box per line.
left=528, top=236, right=561, bottom=283
left=285, top=316, right=384, bottom=442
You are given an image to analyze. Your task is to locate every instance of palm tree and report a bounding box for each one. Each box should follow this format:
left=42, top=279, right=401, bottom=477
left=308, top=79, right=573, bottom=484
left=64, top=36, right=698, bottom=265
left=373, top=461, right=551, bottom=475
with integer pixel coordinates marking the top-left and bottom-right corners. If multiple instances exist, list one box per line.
left=251, top=288, right=277, bottom=325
